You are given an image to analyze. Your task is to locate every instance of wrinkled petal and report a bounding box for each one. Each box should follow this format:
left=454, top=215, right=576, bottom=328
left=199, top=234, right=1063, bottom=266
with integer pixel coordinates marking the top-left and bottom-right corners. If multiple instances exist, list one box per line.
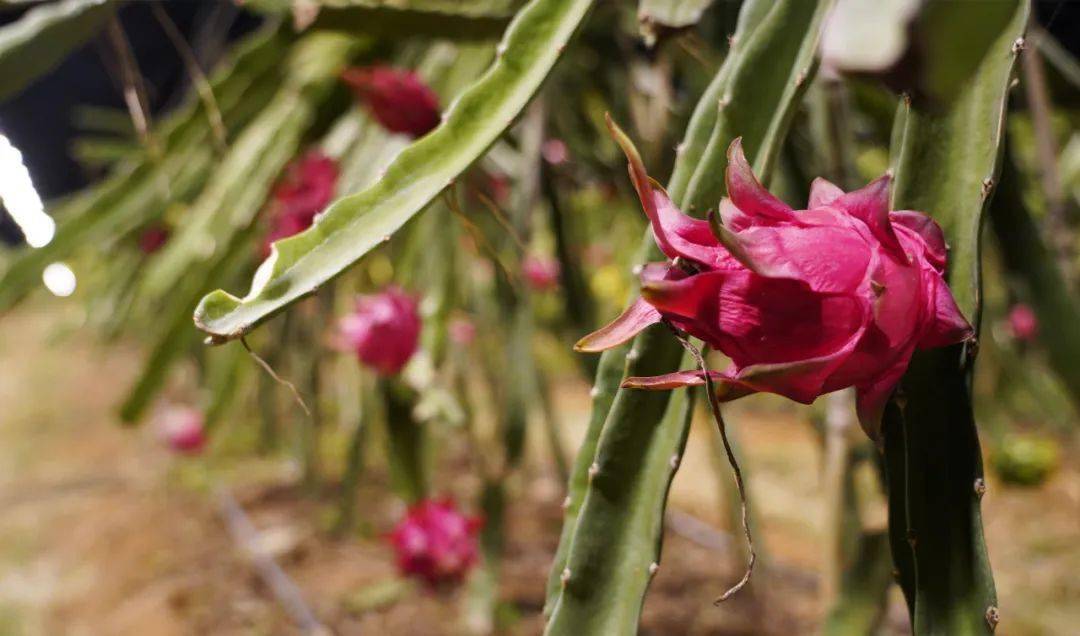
left=917, top=272, right=974, bottom=349
left=725, top=318, right=867, bottom=403
left=831, top=174, right=907, bottom=263
left=725, top=138, right=797, bottom=225
left=649, top=187, right=732, bottom=267
left=718, top=220, right=873, bottom=293
left=641, top=271, right=867, bottom=366
left=892, top=210, right=947, bottom=269
left=808, top=177, right=845, bottom=208
left=575, top=298, right=662, bottom=352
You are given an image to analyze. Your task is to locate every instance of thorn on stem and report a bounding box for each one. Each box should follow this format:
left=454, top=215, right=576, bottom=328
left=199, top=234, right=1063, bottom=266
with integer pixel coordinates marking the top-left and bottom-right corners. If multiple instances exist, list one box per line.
left=985, top=605, right=1000, bottom=631
left=974, top=478, right=987, bottom=499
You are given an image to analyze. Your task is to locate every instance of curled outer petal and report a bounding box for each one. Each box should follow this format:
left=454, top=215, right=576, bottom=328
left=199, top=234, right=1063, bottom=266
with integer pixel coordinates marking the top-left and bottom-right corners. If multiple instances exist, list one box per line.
left=807, top=177, right=845, bottom=208
left=575, top=298, right=662, bottom=352
left=725, top=138, right=797, bottom=225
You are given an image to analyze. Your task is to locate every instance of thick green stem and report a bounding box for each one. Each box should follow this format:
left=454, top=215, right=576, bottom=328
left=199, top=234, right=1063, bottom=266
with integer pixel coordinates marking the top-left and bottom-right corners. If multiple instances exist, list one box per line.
left=884, top=3, right=1029, bottom=632
left=545, top=1, right=831, bottom=630
left=382, top=379, right=427, bottom=504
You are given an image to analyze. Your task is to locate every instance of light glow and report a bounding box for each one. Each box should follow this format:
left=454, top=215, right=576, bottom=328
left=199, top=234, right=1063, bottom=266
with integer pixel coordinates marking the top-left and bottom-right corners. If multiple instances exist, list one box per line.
left=42, top=262, right=76, bottom=297
left=0, top=133, right=54, bottom=247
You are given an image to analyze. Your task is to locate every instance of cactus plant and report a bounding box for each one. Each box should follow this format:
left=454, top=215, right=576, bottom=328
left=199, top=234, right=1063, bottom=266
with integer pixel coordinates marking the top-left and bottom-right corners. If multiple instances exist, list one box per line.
left=882, top=1, right=1029, bottom=632
left=544, top=1, right=832, bottom=631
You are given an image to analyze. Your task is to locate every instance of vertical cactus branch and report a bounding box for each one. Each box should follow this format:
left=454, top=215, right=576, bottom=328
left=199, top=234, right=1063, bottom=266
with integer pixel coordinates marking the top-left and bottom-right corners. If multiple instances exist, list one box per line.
left=884, top=2, right=1029, bottom=633
left=545, top=1, right=832, bottom=631
left=382, top=380, right=427, bottom=504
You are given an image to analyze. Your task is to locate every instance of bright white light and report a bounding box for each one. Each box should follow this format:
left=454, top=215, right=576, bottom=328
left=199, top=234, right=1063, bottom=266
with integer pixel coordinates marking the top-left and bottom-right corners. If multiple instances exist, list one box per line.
left=0, top=133, right=54, bottom=247
left=42, top=262, right=76, bottom=297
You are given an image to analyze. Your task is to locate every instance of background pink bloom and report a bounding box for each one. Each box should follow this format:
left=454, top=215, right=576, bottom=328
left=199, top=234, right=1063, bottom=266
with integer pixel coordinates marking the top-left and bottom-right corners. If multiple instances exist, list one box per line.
left=542, top=138, right=569, bottom=165
left=1007, top=303, right=1038, bottom=342
left=342, top=66, right=440, bottom=138
left=448, top=317, right=477, bottom=346
left=138, top=223, right=170, bottom=254
left=335, top=286, right=421, bottom=376
left=261, top=151, right=339, bottom=257
left=578, top=127, right=973, bottom=438
left=523, top=255, right=561, bottom=291
left=157, top=406, right=206, bottom=455
left=388, top=499, right=482, bottom=588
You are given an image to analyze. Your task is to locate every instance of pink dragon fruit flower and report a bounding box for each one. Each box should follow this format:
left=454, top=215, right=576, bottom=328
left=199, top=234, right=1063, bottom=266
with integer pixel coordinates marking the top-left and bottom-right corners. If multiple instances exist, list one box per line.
left=523, top=255, right=561, bottom=292
left=576, top=119, right=974, bottom=439
left=261, top=151, right=339, bottom=257
left=389, top=498, right=483, bottom=588
left=157, top=406, right=207, bottom=455
left=1006, top=303, right=1038, bottom=342
left=138, top=223, right=170, bottom=254
left=542, top=138, right=569, bottom=165
left=342, top=66, right=441, bottom=138
left=448, top=317, right=477, bottom=346
left=335, top=286, right=421, bottom=376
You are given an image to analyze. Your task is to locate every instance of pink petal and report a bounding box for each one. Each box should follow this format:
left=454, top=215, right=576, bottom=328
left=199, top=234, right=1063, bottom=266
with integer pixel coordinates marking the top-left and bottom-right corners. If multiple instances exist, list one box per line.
left=648, top=188, right=731, bottom=268
left=719, top=221, right=873, bottom=293
left=725, top=320, right=867, bottom=404
left=607, top=115, right=728, bottom=268
left=808, top=177, right=845, bottom=208
left=725, top=138, right=796, bottom=225
left=641, top=271, right=868, bottom=367
left=917, top=272, right=973, bottom=350
left=855, top=358, right=909, bottom=441
left=575, top=298, right=662, bottom=352
left=831, top=174, right=907, bottom=263
left=891, top=210, right=947, bottom=269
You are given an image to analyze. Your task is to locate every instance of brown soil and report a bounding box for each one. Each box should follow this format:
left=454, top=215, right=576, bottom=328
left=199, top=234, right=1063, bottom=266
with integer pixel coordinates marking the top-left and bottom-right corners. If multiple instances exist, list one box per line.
left=1, top=303, right=1076, bottom=635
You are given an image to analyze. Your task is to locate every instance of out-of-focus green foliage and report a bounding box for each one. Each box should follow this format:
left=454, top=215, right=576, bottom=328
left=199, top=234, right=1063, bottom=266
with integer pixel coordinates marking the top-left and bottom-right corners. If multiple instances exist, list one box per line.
left=0, top=25, right=292, bottom=314
left=991, top=433, right=1061, bottom=486
left=193, top=0, right=594, bottom=342
left=0, top=0, right=113, bottom=101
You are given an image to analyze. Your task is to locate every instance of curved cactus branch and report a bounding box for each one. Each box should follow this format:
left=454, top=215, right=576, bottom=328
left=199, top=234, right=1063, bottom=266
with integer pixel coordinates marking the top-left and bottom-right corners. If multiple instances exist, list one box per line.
left=193, top=0, right=595, bottom=342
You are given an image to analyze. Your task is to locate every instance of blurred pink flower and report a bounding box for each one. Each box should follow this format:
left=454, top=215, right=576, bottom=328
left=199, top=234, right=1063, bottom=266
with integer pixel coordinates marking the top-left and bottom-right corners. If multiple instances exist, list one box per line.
left=138, top=223, right=170, bottom=254
left=542, top=138, right=569, bottom=165
left=157, top=406, right=206, bottom=455
left=1007, top=303, right=1038, bottom=342
left=342, top=66, right=441, bottom=138
left=335, top=286, right=421, bottom=376
left=261, top=151, right=339, bottom=257
left=523, top=255, right=561, bottom=292
left=578, top=126, right=973, bottom=439
left=389, top=499, right=482, bottom=588
left=448, top=317, right=476, bottom=346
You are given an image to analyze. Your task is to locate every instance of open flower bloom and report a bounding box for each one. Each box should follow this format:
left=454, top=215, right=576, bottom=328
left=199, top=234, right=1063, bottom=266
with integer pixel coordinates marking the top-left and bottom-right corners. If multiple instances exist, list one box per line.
left=342, top=65, right=440, bottom=138
left=577, top=121, right=973, bottom=439
left=334, top=286, right=421, bottom=376
left=389, top=499, right=483, bottom=588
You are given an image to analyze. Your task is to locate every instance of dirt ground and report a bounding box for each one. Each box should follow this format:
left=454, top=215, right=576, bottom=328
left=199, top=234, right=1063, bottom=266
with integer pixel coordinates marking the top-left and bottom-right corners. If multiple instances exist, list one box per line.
left=1, top=303, right=1077, bottom=635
